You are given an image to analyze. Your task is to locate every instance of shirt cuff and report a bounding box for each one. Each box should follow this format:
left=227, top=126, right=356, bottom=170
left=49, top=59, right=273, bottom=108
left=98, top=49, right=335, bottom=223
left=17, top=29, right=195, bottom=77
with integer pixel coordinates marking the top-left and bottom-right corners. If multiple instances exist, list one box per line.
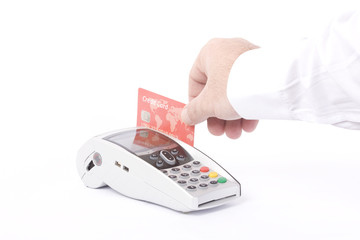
left=227, top=47, right=295, bottom=121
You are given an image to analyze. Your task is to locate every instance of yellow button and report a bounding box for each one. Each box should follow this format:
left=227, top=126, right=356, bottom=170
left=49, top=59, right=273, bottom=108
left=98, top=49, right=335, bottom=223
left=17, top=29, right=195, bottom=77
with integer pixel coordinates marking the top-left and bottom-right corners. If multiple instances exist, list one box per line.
left=209, top=172, right=218, bottom=178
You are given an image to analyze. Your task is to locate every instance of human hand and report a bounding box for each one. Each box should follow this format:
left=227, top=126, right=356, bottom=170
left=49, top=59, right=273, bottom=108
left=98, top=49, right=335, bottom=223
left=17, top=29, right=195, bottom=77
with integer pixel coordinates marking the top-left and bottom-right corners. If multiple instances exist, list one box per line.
left=181, top=38, right=259, bottom=139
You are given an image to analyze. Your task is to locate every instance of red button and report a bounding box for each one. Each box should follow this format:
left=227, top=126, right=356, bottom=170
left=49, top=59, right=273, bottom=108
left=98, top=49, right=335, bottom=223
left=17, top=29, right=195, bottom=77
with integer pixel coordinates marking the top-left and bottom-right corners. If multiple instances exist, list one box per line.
left=200, top=166, right=209, bottom=173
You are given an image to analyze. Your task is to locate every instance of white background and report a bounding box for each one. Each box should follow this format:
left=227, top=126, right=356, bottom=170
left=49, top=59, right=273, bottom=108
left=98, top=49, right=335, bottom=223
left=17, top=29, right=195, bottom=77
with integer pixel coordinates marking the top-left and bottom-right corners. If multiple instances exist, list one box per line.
left=1, top=0, right=359, bottom=239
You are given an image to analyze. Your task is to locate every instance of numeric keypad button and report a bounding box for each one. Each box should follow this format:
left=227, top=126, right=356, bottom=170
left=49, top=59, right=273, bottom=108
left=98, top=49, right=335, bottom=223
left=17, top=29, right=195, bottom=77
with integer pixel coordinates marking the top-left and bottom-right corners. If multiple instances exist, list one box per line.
left=192, top=161, right=201, bottom=167
left=180, top=173, right=190, bottom=179
left=186, top=185, right=197, bottom=191
left=200, top=175, right=209, bottom=181
left=177, top=180, right=187, bottom=186
left=210, top=180, right=218, bottom=186
left=191, top=170, right=200, bottom=176
left=199, top=183, right=208, bottom=189
left=171, top=168, right=181, bottom=174
left=182, top=164, right=192, bottom=171
left=189, top=178, right=199, bottom=184
left=169, top=175, right=177, bottom=180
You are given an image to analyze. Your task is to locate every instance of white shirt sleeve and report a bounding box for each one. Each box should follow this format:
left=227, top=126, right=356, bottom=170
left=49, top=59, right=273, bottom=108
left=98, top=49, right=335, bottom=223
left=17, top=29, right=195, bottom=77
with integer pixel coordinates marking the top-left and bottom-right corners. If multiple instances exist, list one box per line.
left=227, top=10, right=360, bottom=130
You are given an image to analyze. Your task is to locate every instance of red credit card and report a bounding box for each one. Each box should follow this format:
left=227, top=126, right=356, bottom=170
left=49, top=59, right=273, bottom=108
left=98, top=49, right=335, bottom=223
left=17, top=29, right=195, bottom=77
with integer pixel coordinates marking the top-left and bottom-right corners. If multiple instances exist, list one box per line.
left=137, top=88, right=195, bottom=146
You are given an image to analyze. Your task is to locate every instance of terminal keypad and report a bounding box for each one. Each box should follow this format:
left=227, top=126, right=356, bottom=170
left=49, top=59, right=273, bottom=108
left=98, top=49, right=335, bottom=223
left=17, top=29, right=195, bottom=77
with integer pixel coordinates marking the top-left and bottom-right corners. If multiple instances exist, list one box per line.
left=163, top=160, right=228, bottom=192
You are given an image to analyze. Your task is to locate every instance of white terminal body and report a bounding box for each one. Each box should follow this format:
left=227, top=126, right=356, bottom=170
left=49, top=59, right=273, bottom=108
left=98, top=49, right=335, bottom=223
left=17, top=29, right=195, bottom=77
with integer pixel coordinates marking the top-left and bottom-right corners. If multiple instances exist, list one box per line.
left=77, top=127, right=241, bottom=212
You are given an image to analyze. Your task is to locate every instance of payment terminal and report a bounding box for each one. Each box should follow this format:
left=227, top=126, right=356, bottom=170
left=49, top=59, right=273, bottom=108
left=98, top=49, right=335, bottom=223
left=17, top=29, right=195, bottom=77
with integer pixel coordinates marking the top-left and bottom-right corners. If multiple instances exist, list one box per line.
left=77, top=127, right=241, bottom=212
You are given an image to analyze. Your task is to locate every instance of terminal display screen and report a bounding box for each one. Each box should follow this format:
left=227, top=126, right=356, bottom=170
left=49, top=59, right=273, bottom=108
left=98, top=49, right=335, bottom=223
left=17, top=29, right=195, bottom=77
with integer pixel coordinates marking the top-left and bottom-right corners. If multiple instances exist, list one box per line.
left=104, top=128, right=177, bottom=156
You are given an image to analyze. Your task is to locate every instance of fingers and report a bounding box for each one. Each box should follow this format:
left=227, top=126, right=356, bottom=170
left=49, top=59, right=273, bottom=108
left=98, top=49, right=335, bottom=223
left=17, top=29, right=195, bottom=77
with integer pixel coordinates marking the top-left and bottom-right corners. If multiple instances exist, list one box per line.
left=242, top=119, right=259, bottom=132
left=207, top=118, right=258, bottom=139
left=225, top=119, right=243, bottom=139
left=207, top=117, right=225, bottom=136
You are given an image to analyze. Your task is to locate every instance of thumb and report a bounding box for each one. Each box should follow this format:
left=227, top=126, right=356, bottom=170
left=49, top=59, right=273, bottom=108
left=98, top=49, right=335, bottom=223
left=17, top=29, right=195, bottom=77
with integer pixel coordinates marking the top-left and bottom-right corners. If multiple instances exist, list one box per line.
left=181, top=93, right=213, bottom=126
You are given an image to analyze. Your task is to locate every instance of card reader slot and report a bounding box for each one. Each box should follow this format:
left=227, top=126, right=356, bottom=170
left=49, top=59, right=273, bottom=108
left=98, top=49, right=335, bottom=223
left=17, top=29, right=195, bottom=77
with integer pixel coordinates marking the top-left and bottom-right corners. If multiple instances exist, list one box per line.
left=198, top=194, right=237, bottom=208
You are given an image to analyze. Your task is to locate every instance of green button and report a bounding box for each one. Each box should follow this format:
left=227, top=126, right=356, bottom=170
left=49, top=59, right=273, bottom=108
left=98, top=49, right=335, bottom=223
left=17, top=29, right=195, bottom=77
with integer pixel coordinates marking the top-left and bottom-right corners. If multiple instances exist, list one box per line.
left=217, top=177, right=227, bottom=183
